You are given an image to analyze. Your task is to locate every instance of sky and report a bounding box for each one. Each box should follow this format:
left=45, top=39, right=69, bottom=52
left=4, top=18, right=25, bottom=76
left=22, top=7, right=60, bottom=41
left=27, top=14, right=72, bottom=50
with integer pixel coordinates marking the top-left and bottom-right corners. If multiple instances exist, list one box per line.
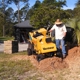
left=29, top=0, right=78, bottom=10
left=62, top=0, right=78, bottom=10
left=10, top=0, right=78, bottom=11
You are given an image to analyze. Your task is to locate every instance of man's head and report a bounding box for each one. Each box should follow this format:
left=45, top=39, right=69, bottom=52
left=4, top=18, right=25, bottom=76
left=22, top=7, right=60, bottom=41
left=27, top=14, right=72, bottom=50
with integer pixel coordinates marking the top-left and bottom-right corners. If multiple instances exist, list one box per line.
left=55, top=19, right=63, bottom=26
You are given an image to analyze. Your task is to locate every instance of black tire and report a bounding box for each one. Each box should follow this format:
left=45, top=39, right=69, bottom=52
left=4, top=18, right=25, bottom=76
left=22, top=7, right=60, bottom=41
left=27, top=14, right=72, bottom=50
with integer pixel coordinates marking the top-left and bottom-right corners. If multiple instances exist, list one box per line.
left=49, top=52, right=54, bottom=57
left=36, top=54, right=45, bottom=62
left=56, top=52, right=63, bottom=58
left=27, top=48, right=32, bottom=55
left=27, top=41, right=33, bottom=55
left=27, top=41, right=32, bottom=49
left=31, top=43, right=36, bottom=55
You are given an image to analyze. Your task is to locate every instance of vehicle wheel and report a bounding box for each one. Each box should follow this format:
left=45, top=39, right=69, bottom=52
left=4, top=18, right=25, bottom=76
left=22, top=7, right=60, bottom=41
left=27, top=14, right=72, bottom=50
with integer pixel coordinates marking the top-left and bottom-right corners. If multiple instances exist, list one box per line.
left=27, top=41, right=33, bottom=55
left=49, top=52, right=54, bottom=57
left=36, top=54, right=45, bottom=62
left=31, top=43, right=36, bottom=55
left=27, top=41, right=32, bottom=49
left=27, top=48, right=32, bottom=55
left=56, top=52, right=62, bottom=58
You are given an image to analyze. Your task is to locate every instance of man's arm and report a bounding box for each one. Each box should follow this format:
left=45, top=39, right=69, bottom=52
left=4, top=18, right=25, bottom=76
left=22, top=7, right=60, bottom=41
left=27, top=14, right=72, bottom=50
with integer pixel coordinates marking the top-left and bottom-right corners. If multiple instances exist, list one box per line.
left=63, top=25, right=67, bottom=37
left=49, top=29, right=53, bottom=32
left=49, top=25, right=55, bottom=32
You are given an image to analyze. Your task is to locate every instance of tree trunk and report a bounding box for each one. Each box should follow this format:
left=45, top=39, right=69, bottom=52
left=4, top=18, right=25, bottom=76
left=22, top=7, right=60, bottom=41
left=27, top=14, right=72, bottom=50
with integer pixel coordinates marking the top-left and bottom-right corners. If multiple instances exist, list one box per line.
left=18, top=1, right=20, bottom=23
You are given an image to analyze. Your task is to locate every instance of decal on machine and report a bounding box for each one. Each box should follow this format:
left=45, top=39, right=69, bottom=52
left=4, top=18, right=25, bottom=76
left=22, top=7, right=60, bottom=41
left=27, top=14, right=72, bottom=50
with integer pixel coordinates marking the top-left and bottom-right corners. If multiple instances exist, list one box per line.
left=43, top=47, right=54, bottom=50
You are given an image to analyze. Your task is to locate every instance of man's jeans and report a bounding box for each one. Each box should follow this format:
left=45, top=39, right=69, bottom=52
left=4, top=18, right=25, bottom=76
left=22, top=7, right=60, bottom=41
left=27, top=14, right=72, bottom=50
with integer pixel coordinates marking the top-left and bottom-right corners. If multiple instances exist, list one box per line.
left=55, top=39, right=66, bottom=55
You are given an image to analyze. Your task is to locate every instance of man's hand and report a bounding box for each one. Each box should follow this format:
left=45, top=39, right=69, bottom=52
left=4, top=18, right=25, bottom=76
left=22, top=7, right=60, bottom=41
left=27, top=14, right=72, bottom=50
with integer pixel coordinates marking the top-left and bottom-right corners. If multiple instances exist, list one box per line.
left=63, top=32, right=66, bottom=37
left=63, top=37, right=65, bottom=40
left=49, top=30, right=52, bottom=32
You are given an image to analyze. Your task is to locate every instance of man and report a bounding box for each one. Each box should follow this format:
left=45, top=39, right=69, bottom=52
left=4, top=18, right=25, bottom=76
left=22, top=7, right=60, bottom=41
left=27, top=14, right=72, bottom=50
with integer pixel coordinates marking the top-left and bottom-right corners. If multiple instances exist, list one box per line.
left=49, top=19, right=67, bottom=58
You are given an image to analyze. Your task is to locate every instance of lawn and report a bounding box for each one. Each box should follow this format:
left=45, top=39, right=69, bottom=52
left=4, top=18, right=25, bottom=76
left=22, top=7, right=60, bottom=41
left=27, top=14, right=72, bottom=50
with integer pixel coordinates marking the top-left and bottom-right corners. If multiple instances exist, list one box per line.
left=0, top=52, right=65, bottom=80
left=0, top=52, right=37, bottom=80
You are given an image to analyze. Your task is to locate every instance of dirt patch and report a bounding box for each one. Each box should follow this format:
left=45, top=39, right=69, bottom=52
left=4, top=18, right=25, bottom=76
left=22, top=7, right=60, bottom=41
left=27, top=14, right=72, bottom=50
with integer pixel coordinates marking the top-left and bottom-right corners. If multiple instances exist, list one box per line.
left=38, top=57, right=68, bottom=71
left=10, top=46, right=80, bottom=72
left=27, top=46, right=80, bottom=71
left=29, top=55, right=68, bottom=71
left=64, top=46, right=80, bottom=71
left=66, top=46, right=80, bottom=60
left=7, top=46, right=80, bottom=80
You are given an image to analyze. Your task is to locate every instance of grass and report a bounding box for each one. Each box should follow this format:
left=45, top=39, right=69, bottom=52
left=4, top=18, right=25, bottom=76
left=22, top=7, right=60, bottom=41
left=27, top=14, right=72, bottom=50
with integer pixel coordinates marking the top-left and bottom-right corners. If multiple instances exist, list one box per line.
left=0, top=52, right=56, bottom=80
left=0, top=52, right=27, bottom=60
left=0, top=52, right=35, bottom=80
left=0, top=60, right=34, bottom=80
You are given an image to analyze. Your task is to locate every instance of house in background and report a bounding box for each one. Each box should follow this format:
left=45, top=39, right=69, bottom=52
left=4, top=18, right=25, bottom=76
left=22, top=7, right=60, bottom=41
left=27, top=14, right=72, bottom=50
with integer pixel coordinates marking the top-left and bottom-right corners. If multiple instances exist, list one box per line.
left=14, top=20, right=34, bottom=43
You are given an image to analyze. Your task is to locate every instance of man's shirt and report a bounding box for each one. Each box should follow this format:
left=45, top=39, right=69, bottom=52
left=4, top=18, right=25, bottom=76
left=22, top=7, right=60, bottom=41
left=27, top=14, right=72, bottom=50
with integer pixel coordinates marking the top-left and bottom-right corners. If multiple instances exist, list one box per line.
left=51, top=24, right=67, bottom=39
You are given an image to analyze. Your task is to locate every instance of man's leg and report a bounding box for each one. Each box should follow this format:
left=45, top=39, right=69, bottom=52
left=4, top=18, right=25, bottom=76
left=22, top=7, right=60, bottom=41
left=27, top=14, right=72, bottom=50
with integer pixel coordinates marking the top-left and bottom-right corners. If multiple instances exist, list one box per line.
left=55, top=39, right=60, bottom=52
left=61, top=39, right=66, bottom=58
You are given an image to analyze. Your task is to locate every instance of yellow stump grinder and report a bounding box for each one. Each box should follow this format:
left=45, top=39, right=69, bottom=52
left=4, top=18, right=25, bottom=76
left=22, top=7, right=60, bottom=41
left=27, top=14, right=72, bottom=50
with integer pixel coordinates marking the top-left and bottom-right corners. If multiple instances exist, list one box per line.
left=27, top=28, right=61, bottom=61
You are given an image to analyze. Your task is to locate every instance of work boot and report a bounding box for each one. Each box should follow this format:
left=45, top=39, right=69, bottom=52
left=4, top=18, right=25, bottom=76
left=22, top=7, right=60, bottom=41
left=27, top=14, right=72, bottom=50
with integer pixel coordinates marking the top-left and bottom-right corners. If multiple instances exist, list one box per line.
left=62, top=54, right=66, bottom=59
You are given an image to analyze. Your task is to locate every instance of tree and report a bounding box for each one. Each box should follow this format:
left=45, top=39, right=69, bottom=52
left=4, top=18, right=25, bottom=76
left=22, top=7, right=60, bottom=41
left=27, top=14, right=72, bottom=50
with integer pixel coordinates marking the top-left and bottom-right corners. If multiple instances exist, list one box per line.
left=11, top=0, right=29, bottom=22
left=65, top=9, right=74, bottom=18
left=33, top=0, right=41, bottom=9
left=26, top=0, right=41, bottom=19
left=4, top=7, right=15, bottom=36
left=30, top=0, right=71, bottom=28
left=0, top=0, right=12, bottom=36
left=5, top=7, right=14, bottom=22
left=20, top=4, right=29, bottom=20
left=73, top=0, right=80, bottom=19
left=73, top=7, right=80, bottom=19
left=42, top=0, right=66, bottom=9
left=76, top=0, right=80, bottom=7
left=0, top=12, right=4, bottom=36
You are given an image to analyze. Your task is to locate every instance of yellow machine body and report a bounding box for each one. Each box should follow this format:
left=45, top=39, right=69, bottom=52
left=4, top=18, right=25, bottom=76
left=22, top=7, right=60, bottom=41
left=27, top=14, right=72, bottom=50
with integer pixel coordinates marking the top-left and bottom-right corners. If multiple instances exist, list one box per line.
left=28, top=28, right=57, bottom=54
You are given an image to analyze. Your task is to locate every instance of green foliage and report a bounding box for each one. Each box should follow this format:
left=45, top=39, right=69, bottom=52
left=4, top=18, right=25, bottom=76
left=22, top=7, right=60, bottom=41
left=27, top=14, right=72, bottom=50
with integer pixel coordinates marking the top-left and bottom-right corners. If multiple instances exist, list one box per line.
left=0, top=12, right=4, bottom=36
left=73, top=7, right=80, bottom=19
left=77, top=20, right=80, bottom=30
left=75, top=0, right=80, bottom=7
left=5, top=7, right=14, bottom=22
left=30, top=6, right=71, bottom=28
left=0, top=0, right=80, bottom=39
left=29, top=0, right=71, bottom=28
left=0, top=0, right=29, bottom=37
left=65, top=9, right=74, bottom=18
left=26, top=0, right=42, bottom=20
left=74, top=0, right=80, bottom=19
left=33, top=0, right=41, bottom=8
left=67, top=18, right=80, bottom=44
left=12, top=0, right=29, bottom=22
left=0, top=36, right=14, bottom=41
left=42, top=0, right=66, bottom=8
left=30, top=7, right=53, bottom=28
left=0, top=0, right=15, bottom=36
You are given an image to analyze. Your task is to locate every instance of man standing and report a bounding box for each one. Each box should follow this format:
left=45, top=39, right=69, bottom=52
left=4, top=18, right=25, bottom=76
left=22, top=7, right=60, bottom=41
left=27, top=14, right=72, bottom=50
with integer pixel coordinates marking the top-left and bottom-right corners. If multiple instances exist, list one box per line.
left=49, top=19, right=67, bottom=58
